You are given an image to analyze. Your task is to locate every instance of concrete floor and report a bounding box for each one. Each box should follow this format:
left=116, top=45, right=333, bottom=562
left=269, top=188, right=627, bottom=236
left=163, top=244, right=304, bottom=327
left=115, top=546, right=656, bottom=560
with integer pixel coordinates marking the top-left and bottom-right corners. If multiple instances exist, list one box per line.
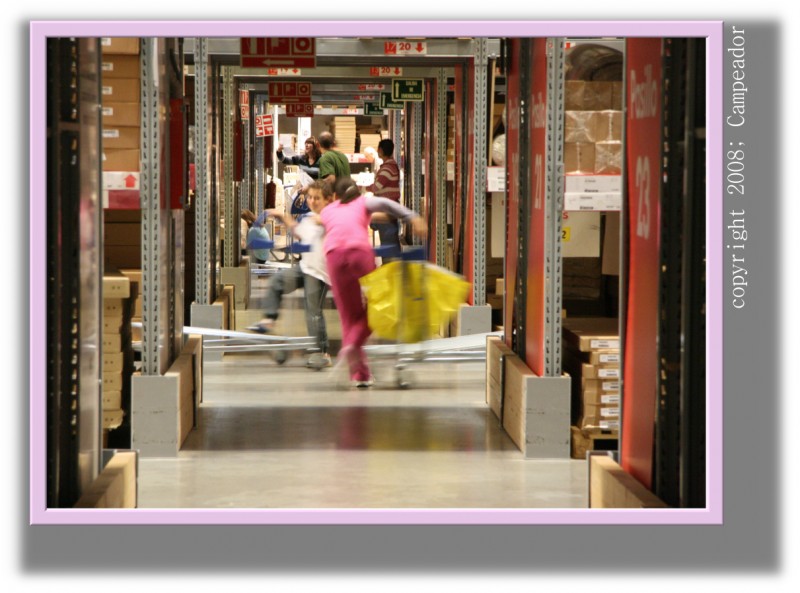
left=136, top=270, right=588, bottom=509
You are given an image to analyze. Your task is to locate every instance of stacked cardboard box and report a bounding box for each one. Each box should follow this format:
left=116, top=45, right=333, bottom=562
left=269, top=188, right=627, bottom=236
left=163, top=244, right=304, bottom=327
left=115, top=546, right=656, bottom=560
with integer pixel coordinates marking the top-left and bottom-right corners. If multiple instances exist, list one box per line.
left=562, top=317, right=621, bottom=438
left=563, top=80, right=623, bottom=174
left=102, top=270, right=137, bottom=446
left=100, top=38, right=141, bottom=175
left=359, top=133, right=383, bottom=154
left=118, top=268, right=143, bottom=343
left=104, top=209, right=141, bottom=270
left=332, top=116, right=357, bottom=154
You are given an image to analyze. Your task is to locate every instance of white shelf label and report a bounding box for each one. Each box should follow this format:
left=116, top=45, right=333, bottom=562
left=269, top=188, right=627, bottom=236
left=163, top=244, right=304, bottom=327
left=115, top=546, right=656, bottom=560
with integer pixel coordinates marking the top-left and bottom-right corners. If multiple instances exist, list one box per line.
left=601, top=394, right=620, bottom=404
left=600, top=407, right=620, bottom=417
left=602, top=381, right=620, bottom=392
left=599, top=353, right=621, bottom=364
left=565, top=174, right=622, bottom=193
left=487, top=167, right=505, bottom=192
left=600, top=420, right=620, bottom=431
left=598, top=368, right=620, bottom=379
left=591, top=339, right=620, bottom=349
left=564, top=192, right=622, bottom=211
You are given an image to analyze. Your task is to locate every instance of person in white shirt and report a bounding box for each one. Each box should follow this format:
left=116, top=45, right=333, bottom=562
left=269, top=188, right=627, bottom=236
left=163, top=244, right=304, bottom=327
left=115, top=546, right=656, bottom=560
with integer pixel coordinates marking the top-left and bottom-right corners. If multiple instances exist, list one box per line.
left=247, top=180, right=334, bottom=369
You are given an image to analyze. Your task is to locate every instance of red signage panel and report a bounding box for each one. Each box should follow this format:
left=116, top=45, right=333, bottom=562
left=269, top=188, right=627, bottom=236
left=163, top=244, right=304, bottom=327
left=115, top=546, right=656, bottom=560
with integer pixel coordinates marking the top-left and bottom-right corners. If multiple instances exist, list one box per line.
left=504, top=39, right=521, bottom=348
left=268, top=81, right=312, bottom=104
left=285, top=103, right=314, bottom=118
left=525, top=38, right=548, bottom=376
left=621, top=38, right=663, bottom=489
left=240, top=37, right=316, bottom=69
left=255, top=114, right=274, bottom=137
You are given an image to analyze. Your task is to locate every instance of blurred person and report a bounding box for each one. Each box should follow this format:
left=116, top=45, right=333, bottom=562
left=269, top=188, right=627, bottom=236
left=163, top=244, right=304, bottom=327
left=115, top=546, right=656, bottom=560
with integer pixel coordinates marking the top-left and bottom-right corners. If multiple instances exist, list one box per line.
left=276, top=135, right=321, bottom=179
left=321, top=177, right=427, bottom=388
left=317, top=131, right=351, bottom=184
left=247, top=181, right=334, bottom=370
left=365, top=139, right=402, bottom=257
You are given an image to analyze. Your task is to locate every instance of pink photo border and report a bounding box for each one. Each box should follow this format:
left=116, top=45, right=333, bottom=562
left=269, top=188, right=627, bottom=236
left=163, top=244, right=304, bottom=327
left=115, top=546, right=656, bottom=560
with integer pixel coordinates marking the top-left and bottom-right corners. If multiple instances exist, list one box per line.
left=29, top=20, right=723, bottom=525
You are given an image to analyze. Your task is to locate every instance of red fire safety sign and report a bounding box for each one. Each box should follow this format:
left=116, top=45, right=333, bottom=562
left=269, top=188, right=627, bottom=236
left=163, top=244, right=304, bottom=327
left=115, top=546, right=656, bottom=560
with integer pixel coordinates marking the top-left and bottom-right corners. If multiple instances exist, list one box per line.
left=255, top=114, right=274, bottom=137
left=241, top=38, right=317, bottom=69
left=268, top=81, right=312, bottom=104
left=285, top=103, right=314, bottom=117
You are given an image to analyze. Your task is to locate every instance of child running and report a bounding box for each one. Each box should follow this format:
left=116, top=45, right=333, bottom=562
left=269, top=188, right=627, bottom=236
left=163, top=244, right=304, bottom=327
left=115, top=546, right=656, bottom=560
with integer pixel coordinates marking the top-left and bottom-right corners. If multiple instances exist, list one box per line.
left=247, top=180, right=334, bottom=369
left=321, top=177, right=427, bottom=388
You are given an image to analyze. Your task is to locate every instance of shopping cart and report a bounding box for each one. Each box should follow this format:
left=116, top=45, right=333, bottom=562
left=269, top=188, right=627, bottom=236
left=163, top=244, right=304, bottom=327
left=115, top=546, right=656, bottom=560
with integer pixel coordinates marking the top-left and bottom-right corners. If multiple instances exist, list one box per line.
left=359, top=245, right=474, bottom=388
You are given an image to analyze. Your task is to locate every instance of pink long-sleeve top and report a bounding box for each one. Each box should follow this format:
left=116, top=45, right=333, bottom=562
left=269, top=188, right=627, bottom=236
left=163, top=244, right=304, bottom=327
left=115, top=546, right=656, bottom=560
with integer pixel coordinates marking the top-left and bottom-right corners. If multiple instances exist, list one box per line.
left=320, top=195, right=418, bottom=255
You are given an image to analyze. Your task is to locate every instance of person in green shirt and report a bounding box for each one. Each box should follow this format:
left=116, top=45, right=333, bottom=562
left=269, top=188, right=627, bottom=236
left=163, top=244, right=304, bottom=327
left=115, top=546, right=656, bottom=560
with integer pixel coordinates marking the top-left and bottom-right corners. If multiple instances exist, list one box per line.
left=317, top=131, right=351, bottom=184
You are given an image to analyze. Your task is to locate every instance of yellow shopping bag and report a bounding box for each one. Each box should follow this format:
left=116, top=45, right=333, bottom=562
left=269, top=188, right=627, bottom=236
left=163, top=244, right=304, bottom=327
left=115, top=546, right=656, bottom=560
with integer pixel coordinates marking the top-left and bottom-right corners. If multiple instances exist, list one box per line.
left=359, top=261, right=471, bottom=342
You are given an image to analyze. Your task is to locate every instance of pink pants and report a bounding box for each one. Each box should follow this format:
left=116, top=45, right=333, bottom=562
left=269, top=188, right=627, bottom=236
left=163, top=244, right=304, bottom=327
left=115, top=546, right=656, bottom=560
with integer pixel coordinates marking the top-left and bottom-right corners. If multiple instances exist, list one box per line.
left=325, top=246, right=376, bottom=381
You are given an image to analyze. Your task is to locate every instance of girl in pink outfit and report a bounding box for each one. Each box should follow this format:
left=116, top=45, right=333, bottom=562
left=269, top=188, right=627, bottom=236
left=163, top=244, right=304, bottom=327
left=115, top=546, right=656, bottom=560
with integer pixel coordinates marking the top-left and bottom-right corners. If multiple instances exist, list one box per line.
left=321, top=177, right=427, bottom=388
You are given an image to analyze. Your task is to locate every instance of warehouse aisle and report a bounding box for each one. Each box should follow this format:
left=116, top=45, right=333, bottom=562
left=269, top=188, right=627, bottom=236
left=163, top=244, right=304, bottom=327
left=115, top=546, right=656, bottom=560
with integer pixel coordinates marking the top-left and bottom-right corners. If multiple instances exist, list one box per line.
left=136, top=276, right=588, bottom=509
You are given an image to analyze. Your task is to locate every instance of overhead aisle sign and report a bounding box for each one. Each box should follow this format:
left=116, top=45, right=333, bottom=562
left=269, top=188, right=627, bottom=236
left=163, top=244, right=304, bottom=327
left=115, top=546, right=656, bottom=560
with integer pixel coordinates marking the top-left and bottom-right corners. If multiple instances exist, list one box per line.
left=363, top=102, right=384, bottom=116
left=380, top=92, right=404, bottom=110
left=285, top=103, right=314, bottom=117
left=621, top=37, right=663, bottom=490
left=384, top=40, right=427, bottom=55
left=268, top=81, right=312, bottom=104
left=371, top=66, right=404, bottom=77
left=241, top=38, right=316, bottom=68
left=391, top=79, right=424, bottom=102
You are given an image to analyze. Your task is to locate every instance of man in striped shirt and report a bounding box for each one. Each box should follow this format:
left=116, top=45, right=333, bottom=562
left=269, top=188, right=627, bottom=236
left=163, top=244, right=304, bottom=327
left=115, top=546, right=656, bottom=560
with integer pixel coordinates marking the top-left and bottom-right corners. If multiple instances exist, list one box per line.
left=367, top=139, right=402, bottom=257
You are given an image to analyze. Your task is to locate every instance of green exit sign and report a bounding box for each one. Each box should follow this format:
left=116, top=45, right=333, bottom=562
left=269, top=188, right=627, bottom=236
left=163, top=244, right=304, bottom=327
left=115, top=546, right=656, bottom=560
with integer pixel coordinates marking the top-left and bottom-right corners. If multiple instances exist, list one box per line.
left=380, top=92, right=405, bottom=110
left=363, top=102, right=384, bottom=116
left=391, top=79, right=424, bottom=102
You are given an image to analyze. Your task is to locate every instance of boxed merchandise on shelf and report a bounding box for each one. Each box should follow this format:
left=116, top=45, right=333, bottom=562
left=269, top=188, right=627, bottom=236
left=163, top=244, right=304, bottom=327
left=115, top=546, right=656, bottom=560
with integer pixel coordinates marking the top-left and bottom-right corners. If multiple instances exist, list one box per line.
left=562, top=317, right=621, bottom=430
left=101, top=37, right=140, bottom=55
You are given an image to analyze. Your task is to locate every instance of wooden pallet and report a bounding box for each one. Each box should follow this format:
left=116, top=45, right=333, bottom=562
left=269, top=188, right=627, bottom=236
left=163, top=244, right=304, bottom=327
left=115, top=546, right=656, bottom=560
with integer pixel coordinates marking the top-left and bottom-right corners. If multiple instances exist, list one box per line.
left=571, top=425, right=618, bottom=459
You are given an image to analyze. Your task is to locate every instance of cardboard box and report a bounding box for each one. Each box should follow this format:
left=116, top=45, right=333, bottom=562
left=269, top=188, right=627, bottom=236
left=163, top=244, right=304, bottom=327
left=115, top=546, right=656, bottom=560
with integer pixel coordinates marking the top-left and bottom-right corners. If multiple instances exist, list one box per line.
left=486, top=335, right=514, bottom=420
left=102, top=102, right=141, bottom=127
left=561, top=211, right=601, bottom=258
left=102, top=333, right=122, bottom=353
left=74, top=450, right=137, bottom=509
left=103, top=299, right=125, bottom=317
left=104, top=245, right=142, bottom=269
left=564, top=110, right=596, bottom=143
left=583, top=81, right=614, bottom=110
left=564, top=142, right=596, bottom=174
left=102, top=149, right=140, bottom=172
left=105, top=209, right=141, bottom=223
left=581, top=363, right=621, bottom=379
left=104, top=223, right=141, bottom=246
left=593, top=110, right=623, bottom=142
left=102, top=390, right=122, bottom=410
left=101, top=78, right=140, bottom=102
left=100, top=37, right=141, bottom=55
left=611, top=81, right=624, bottom=110
left=602, top=212, right=621, bottom=276
left=101, top=54, right=140, bottom=78
left=562, top=317, right=620, bottom=352
left=595, top=142, right=622, bottom=175
left=166, top=354, right=195, bottom=446
left=103, top=352, right=124, bottom=373
left=102, top=409, right=125, bottom=430
left=496, top=278, right=505, bottom=295
left=103, top=316, right=122, bottom=333
left=565, top=81, right=586, bottom=110
left=102, top=126, right=140, bottom=150
left=103, top=372, right=123, bottom=392
left=102, top=272, right=130, bottom=299
left=589, top=455, right=669, bottom=508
